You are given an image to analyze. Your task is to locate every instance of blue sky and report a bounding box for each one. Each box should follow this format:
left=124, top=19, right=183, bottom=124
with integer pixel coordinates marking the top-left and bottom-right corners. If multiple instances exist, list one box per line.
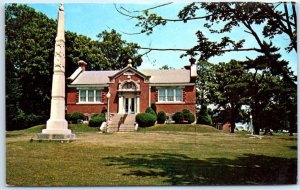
left=27, top=2, right=297, bottom=73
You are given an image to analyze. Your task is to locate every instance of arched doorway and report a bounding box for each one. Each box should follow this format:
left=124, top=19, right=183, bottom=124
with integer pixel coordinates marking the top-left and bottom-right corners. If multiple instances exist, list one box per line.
left=118, top=80, right=140, bottom=114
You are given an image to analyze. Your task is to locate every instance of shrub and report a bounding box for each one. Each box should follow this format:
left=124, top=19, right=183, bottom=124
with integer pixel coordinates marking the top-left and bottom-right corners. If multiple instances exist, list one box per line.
left=181, top=109, right=195, bottom=124
left=172, top=112, right=184, bottom=124
left=145, top=107, right=156, bottom=116
left=157, top=111, right=167, bottom=124
left=197, top=105, right=212, bottom=125
left=198, top=115, right=212, bottom=125
left=136, top=113, right=156, bottom=127
left=186, top=113, right=195, bottom=124
left=151, top=103, right=157, bottom=114
left=70, top=112, right=85, bottom=123
left=91, top=113, right=105, bottom=119
left=65, top=114, right=71, bottom=121
left=89, top=116, right=106, bottom=127
left=182, top=109, right=191, bottom=120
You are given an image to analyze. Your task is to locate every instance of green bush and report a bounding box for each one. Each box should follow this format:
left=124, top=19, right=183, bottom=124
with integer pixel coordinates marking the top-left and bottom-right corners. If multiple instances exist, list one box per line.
left=145, top=107, right=156, bottom=116
left=151, top=103, right=157, bottom=114
left=89, top=116, right=106, bottom=127
left=172, top=112, right=184, bottom=124
left=91, top=113, right=105, bottom=119
left=157, top=111, right=167, bottom=124
left=186, top=113, right=195, bottom=124
left=136, top=113, right=156, bottom=127
left=197, top=105, right=212, bottom=125
left=182, top=109, right=195, bottom=124
left=65, top=114, right=71, bottom=121
left=182, top=109, right=191, bottom=120
left=198, top=115, right=212, bottom=125
left=70, top=112, right=85, bottom=123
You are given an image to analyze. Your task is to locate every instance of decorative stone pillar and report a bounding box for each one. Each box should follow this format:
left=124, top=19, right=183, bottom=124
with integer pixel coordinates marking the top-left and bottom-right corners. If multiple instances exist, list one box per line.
left=40, top=4, right=74, bottom=139
left=118, top=95, right=124, bottom=114
left=136, top=96, right=140, bottom=113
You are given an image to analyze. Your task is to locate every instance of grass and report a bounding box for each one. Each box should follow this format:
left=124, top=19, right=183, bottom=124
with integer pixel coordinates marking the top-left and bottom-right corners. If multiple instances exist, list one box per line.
left=6, top=124, right=297, bottom=186
left=6, top=124, right=99, bottom=137
left=138, top=124, right=220, bottom=133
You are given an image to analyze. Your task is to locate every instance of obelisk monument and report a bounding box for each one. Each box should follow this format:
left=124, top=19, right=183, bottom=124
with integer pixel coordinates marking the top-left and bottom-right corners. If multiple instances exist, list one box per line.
left=42, top=3, right=72, bottom=137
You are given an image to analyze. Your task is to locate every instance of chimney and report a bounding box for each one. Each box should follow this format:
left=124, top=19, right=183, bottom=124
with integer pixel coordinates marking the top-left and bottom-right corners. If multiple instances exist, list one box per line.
left=189, top=57, right=197, bottom=78
left=78, top=60, right=87, bottom=71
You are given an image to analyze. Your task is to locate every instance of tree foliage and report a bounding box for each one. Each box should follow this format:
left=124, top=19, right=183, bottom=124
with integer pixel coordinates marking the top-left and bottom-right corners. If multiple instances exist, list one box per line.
left=5, top=4, right=143, bottom=130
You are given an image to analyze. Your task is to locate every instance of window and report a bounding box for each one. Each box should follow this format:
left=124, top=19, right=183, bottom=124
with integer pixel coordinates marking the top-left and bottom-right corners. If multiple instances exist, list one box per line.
left=158, top=89, right=166, bottom=102
left=79, top=89, right=102, bottom=103
left=158, top=88, right=183, bottom=102
left=167, top=89, right=174, bottom=101
left=175, top=89, right=183, bottom=101
left=123, top=82, right=136, bottom=90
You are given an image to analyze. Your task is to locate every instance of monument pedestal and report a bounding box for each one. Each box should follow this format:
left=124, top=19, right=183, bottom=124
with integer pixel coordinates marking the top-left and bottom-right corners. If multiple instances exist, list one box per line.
left=43, top=119, right=71, bottom=134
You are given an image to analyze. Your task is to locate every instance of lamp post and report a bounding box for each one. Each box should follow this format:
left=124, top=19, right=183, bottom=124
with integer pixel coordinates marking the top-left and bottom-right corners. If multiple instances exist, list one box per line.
left=106, top=91, right=111, bottom=133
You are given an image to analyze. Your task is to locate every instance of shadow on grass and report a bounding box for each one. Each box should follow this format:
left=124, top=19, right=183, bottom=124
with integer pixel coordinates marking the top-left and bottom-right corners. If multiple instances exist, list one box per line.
left=104, top=153, right=297, bottom=185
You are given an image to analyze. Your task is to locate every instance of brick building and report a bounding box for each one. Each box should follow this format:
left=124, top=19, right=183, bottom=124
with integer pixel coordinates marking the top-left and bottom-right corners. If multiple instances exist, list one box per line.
left=66, top=59, right=197, bottom=121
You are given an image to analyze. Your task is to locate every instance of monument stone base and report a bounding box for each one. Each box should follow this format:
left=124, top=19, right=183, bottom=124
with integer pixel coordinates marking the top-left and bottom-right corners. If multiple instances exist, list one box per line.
left=34, top=119, right=76, bottom=141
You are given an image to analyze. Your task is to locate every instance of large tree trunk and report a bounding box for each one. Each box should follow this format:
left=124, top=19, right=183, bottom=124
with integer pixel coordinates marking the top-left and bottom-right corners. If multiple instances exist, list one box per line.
left=230, top=121, right=235, bottom=133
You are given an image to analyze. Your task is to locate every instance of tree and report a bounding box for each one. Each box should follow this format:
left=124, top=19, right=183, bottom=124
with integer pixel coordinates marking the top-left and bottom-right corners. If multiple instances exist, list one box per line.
left=159, top=65, right=174, bottom=70
left=5, top=4, right=143, bottom=130
left=116, top=2, right=296, bottom=87
left=196, top=60, right=214, bottom=106
left=208, top=60, right=249, bottom=133
left=116, top=2, right=297, bottom=134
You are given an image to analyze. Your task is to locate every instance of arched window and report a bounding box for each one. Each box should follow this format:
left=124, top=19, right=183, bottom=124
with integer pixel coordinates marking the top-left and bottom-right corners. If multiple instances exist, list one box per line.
left=122, top=82, right=136, bottom=90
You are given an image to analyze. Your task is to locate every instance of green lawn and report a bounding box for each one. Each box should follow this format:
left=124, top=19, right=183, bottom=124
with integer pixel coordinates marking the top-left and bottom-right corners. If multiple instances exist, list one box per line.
left=6, top=124, right=297, bottom=186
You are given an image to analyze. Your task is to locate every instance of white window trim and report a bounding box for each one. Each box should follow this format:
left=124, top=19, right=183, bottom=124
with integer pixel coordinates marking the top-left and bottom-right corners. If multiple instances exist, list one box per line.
left=78, top=89, right=102, bottom=104
left=158, top=88, right=183, bottom=103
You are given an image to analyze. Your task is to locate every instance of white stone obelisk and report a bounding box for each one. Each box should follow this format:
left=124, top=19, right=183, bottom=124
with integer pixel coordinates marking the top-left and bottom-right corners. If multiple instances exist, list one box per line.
left=42, top=3, right=71, bottom=136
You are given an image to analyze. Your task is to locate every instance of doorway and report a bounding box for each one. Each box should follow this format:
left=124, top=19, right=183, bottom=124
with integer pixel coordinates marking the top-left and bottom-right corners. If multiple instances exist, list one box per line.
left=124, top=97, right=135, bottom=114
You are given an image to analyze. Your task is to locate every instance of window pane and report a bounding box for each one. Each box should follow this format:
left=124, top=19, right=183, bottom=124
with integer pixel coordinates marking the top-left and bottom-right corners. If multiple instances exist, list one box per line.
left=88, top=90, right=94, bottom=102
left=167, top=89, right=174, bottom=101
left=96, top=90, right=101, bottom=102
left=176, top=89, right=183, bottom=101
left=80, top=90, right=86, bottom=102
left=158, top=89, right=166, bottom=101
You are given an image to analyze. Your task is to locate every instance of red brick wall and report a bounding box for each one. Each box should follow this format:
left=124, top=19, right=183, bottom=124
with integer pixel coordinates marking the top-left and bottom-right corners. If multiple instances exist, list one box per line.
left=150, top=85, right=196, bottom=116
left=66, top=71, right=196, bottom=116
left=66, top=87, right=108, bottom=115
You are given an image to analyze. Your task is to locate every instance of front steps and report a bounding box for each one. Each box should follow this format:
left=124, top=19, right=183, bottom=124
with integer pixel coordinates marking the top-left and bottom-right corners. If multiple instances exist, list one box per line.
left=108, top=114, right=137, bottom=132
left=119, top=114, right=137, bottom=132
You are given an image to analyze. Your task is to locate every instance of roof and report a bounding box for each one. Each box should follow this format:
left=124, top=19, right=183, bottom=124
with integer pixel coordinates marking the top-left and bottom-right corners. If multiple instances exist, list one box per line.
left=71, top=70, right=118, bottom=85
left=70, top=68, right=191, bottom=85
left=141, top=69, right=190, bottom=83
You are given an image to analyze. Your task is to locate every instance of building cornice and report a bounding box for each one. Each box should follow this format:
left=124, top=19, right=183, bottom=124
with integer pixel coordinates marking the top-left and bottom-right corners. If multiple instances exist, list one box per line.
left=67, top=84, right=108, bottom=88
left=150, top=83, right=195, bottom=87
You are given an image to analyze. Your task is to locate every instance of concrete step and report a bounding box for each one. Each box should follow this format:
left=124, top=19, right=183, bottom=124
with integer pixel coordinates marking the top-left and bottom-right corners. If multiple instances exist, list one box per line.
left=119, top=124, right=136, bottom=132
left=123, top=114, right=136, bottom=124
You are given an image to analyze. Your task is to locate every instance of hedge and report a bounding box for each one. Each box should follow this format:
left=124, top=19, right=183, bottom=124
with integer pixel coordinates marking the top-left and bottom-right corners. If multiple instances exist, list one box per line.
left=172, top=112, right=184, bottom=124
left=136, top=113, right=156, bottom=127
left=69, top=112, right=85, bottom=123
left=89, top=115, right=106, bottom=127
left=157, top=111, right=167, bottom=124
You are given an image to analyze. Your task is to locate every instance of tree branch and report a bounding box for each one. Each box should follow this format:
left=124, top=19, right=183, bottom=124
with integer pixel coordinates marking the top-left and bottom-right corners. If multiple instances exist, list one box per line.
left=137, top=47, right=260, bottom=52
left=116, top=4, right=212, bottom=22
left=130, top=2, right=173, bottom=12
left=242, top=21, right=264, bottom=49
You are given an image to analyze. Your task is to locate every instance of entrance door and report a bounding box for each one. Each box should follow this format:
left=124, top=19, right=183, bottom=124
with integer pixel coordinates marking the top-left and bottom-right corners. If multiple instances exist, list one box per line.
left=124, top=97, right=135, bottom=114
